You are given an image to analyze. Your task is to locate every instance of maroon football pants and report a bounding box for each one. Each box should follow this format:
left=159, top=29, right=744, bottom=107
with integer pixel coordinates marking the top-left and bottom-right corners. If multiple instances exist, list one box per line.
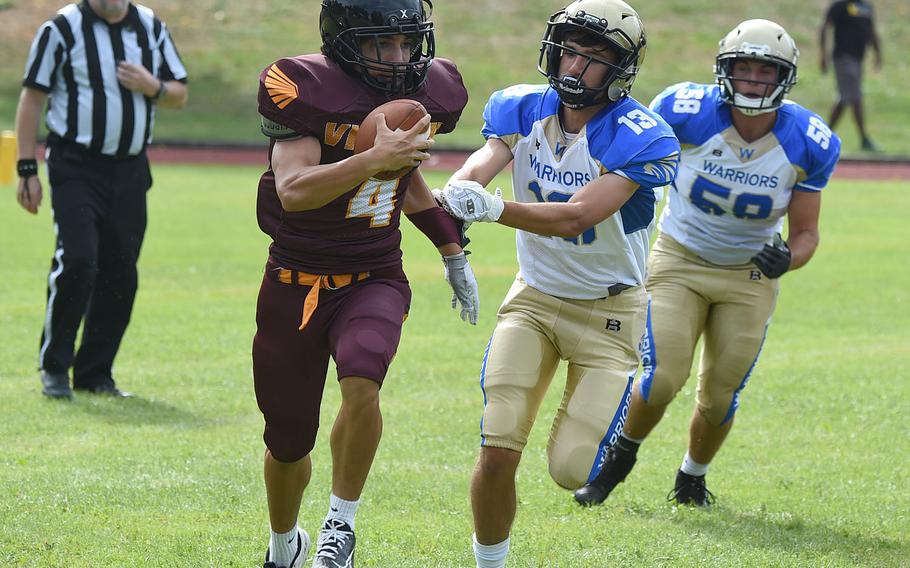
left=252, top=267, right=410, bottom=462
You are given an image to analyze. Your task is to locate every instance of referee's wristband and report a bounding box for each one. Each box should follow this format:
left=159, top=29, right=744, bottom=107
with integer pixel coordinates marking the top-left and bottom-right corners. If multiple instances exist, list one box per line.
left=17, top=159, right=38, bottom=179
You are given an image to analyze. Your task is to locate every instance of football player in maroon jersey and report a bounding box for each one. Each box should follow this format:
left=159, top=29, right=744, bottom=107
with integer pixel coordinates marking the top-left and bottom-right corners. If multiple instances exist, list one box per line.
left=253, top=1, right=474, bottom=566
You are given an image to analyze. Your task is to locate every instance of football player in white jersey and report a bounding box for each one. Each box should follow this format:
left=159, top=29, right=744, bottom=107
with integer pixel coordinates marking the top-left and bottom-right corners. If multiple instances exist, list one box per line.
left=437, top=1, right=679, bottom=566
left=574, top=19, right=841, bottom=508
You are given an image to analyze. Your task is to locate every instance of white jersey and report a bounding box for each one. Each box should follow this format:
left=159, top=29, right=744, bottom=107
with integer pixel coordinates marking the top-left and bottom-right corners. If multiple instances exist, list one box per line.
left=482, top=85, right=680, bottom=299
left=650, top=83, right=841, bottom=265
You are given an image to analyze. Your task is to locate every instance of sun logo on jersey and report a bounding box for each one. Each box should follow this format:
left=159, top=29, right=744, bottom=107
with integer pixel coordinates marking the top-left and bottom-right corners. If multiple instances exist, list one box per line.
left=265, top=64, right=298, bottom=110
left=643, top=153, right=680, bottom=184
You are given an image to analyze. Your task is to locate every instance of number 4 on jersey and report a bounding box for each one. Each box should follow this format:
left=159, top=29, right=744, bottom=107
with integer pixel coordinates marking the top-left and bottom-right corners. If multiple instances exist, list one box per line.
left=347, top=178, right=399, bottom=227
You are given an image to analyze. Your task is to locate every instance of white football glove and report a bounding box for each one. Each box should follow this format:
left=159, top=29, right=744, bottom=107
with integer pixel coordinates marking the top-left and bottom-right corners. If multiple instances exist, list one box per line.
left=440, top=180, right=504, bottom=223
left=442, top=252, right=479, bottom=325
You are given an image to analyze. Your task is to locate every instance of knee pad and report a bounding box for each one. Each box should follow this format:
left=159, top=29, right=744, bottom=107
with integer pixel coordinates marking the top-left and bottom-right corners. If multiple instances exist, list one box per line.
left=264, top=416, right=317, bottom=463
left=696, top=383, right=740, bottom=427
left=480, top=323, right=560, bottom=453
left=638, top=364, right=687, bottom=407
left=547, top=373, right=635, bottom=490
left=479, top=379, right=536, bottom=453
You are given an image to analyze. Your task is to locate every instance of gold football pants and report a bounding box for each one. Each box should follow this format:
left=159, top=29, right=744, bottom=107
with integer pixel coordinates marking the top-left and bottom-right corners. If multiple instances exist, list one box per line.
left=479, top=277, right=647, bottom=489
left=637, top=234, right=778, bottom=426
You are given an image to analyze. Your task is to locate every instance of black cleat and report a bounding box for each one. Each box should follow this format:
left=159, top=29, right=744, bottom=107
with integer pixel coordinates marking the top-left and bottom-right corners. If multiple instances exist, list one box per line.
left=574, top=443, right=637, bottom=506
left=667, top=470, right=715, bottom=507
left=312, top=519, right=355, bottom=568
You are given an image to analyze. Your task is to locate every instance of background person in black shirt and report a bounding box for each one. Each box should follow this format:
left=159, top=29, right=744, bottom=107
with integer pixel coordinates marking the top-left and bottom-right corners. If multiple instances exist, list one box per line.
left=15, top=0, right=188, bottom=398
left=820, top=0, right=883, bottom=152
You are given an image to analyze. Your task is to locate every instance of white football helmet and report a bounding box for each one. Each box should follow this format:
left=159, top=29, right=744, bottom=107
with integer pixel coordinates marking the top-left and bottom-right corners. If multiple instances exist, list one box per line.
left=715, top=19, right=799, bottom=115
left=538, top=0, right=647, bottom=108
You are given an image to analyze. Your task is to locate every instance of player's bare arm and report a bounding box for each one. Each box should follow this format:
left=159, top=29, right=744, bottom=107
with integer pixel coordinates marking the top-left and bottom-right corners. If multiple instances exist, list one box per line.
left=273, top=113, right=432, bottom=212
left=449, top=137, right=514, bottom=187
left=499, top=173, right=638, bottom=238
left=784, top=190, right=821, bottom=271
left=14, top=87, right=47, bottom=214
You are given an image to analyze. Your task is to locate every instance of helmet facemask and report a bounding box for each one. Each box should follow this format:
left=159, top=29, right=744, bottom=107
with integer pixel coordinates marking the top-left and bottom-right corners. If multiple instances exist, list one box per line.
left=321, top=0, right=435, bottom=95
left=715, top=53, right=797, bottom=116
left=714, top=20, right=799, bottom=116
left=537, top=2, right=646, bottom=109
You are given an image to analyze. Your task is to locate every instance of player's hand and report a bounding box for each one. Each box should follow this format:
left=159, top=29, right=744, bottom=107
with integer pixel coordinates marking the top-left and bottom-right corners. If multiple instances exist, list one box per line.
left=371, top=113, right=433, bottom=172
left=442, top=252, right=479, bottom=325
left=16, top=175, right=43, bottom=214
left=116, top=61, right=161, bottom=98
left=751, top=235, right=791, bottom=279
left=432, top=188, right=472, bottom=246
left=440, top=180, right=504, bottom=223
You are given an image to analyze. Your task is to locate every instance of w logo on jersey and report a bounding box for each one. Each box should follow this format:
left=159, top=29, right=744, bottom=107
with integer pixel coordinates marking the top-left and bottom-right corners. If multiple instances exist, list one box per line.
left=554, top=141, right=567, bottom=158
left=740, top=147, right=755, bottom=160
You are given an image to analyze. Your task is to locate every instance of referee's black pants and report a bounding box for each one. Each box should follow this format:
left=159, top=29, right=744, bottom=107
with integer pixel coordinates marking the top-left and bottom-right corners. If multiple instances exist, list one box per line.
left=40, top=140, right=152, bottom=390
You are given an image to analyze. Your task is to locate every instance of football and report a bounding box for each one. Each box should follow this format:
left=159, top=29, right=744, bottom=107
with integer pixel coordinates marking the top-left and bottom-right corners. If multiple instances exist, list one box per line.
left=353, top=99, right=430, bottom=181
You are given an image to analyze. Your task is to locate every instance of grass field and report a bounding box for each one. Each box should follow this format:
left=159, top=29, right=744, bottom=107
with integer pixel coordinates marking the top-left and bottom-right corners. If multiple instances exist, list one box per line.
left=0, top=165, right=908, bottom=567
left=0, top=0, right=909, bottom=156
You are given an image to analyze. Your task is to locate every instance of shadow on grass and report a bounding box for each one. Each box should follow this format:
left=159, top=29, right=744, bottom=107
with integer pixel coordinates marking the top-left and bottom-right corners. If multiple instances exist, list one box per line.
left=69, top=393, right=210, bottom=428
left=658, top=503, right=908, bottom=565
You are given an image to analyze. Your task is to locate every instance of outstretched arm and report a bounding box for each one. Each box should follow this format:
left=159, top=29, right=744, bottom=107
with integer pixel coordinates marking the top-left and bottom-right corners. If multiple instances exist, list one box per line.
left=497, top=173, right=638, bottom=238
left=449, top=137, right=513, bottom=187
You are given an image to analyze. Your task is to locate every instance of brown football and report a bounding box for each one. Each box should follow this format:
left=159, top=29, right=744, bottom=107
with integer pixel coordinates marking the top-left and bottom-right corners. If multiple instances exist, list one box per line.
left=353, top=99, right=429, bottom=181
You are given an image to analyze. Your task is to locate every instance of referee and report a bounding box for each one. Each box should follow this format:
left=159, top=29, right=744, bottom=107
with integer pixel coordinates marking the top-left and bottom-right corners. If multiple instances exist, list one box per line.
left=14, top=0, right=188, bottom=399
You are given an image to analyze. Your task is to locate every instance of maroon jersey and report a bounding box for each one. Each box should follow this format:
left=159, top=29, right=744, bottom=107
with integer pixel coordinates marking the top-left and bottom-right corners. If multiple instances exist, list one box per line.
left=256, top=55, right=468, bottom=273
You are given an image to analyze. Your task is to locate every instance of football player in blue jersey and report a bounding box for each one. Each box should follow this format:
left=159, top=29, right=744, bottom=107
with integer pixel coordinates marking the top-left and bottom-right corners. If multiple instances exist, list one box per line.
left=437, top=1, right=679, bottom=566
left=574, top=19, right=841, bottom=508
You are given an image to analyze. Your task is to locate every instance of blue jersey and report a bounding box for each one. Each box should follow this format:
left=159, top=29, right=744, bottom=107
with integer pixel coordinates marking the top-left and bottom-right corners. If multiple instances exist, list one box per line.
left=650, top=83, right=841, bottom=265
left=482, top=85, right=680, bottom=298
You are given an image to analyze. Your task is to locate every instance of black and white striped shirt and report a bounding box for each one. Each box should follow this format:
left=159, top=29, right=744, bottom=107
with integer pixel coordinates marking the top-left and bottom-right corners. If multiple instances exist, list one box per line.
left=22, top=1, right=188, bottom=158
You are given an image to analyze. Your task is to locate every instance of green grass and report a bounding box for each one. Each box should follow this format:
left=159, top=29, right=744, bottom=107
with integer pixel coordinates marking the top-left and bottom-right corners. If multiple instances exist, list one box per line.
left=0, top=166, right=908, bottom=566
left=0, top=0, right=909, bottom=156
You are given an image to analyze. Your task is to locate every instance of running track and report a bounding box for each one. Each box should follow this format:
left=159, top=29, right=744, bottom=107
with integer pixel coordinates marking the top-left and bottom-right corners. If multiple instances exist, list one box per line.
left=143, top=144, right=910, bottom=181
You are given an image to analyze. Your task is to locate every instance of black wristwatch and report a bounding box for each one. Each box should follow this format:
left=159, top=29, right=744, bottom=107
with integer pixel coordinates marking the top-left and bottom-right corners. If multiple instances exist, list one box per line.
left=17, top=159, right=38, bottom=178
left=153, top=80, right=167, bottom=100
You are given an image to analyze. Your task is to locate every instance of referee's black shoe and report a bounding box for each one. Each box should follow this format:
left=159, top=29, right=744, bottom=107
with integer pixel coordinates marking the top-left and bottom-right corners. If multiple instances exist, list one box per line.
left=75, top=383, right=133, bottom=398
left=40, top=371, right=73, bottom=399
left=574, top=443, right=637, bottom=506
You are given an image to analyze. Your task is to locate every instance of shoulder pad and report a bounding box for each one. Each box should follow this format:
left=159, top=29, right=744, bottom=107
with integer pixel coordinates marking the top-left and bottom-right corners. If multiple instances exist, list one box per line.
left=777, top=102, right=842, bottom=191
left=588, top=97, right=681, bottom=189
left=419, top=58, right=469, bottom=135
left=482, top=84, right=554, bottom=140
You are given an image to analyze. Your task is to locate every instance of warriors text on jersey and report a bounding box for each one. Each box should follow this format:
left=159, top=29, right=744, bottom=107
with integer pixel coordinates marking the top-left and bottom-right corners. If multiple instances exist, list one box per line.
left=482, top=85, right=680, bottom=299
left=256, top=55, right=468, bottom=273
left=650, top=83, right=841, bottom=265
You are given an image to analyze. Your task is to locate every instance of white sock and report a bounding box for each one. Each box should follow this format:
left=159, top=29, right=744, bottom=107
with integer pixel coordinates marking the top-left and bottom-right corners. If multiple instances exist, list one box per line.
left=680, top=452, right=709, bottom=477
left=325, top=493, right=359, bottom=530
left=268, top=524, right=301, bottom=567
left=620, top=431, right=645, bottom=444
left=472, top=533, right=509, bottom=568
